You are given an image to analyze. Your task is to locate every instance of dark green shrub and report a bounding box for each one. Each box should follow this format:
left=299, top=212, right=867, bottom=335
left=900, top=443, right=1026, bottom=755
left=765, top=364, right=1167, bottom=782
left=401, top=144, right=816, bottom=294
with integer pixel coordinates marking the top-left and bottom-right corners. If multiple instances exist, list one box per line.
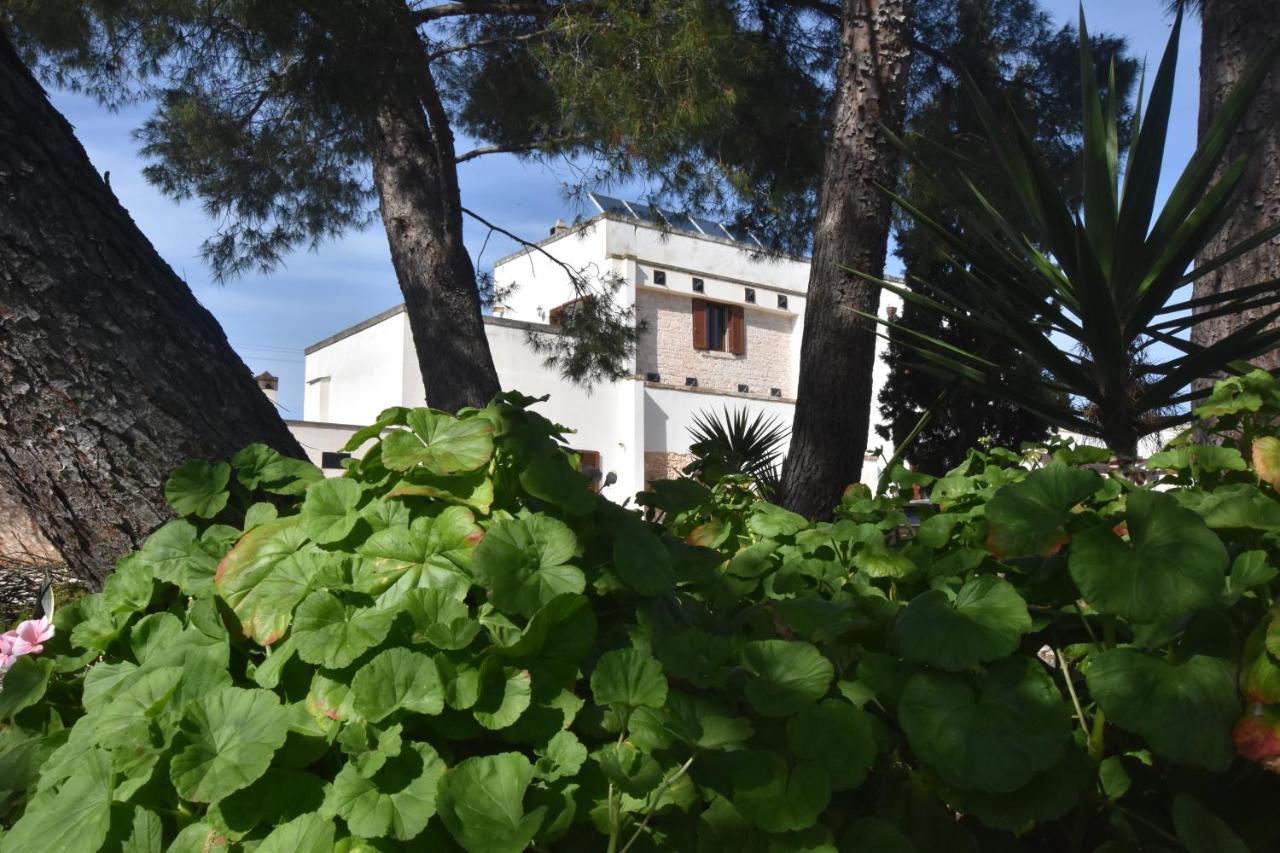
left=3, top=384, right=1280, bottom=851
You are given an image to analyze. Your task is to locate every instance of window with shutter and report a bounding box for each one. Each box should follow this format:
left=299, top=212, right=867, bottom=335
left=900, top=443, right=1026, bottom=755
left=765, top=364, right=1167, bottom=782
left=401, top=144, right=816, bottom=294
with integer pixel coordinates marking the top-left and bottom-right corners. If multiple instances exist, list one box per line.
left=692, top=299, right=708, bottom=349
left=729, top=305, right=746, bottom=355
left=694, top=299, right=736, bottom=351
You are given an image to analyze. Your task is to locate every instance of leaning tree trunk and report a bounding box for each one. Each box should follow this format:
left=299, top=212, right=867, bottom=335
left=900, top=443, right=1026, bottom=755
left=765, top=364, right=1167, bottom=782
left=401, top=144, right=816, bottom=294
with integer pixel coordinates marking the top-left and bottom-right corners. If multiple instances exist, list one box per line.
left=780, top=0, right=914, bottom=518
left=1190, top=0, right=1280, bottom=370
left=0, top=30, right=305, bottom=587
left=366, top=16, right=501, bottom=414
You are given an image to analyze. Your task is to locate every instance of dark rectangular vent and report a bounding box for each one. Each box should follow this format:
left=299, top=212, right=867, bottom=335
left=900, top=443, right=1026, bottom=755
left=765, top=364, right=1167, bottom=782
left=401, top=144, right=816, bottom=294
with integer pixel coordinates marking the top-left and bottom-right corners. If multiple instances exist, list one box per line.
left=738, top=384, right=749, bottom=393
left=645, top=372, right=661, bottom=382
left=777, top=294, right=788, bottom=310
left=685, top=377, right=699, bottom=387
left=321, top=451, right=351, bottom=470
left=692, top=278, right=705, bottom=293
left=770, top=387, right=782, bottom=398
left=745, top=288, right=756, bottom=304
left=653, top=270, right=666, bottom=285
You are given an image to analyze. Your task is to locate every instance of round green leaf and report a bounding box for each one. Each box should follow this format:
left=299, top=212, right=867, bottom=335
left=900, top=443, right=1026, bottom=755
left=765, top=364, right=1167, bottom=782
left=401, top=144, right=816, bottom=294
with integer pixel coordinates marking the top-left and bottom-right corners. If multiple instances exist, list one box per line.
left=721, top=750, right=830, bottom=833
left=380, top=410, right=495, bottom=475
left=786, top=699, right=875, bottom=791
left=256, top=813, right=337, bottom=853
left=136, top=519, right=223, bottom=597
left=171, top=686, right=290, bottom=802
left=985, top=465, right=1101, bottom=557
left=473, top=661, right=533, bottom=730
left=436, top=753, right=547, bottom=853
left=941, top=747, right=1094, bottom=832
left=742, top=640, right=833, bottom=717
left=590, top=648, right=668, bottom=711
left=0, top=749, right=113, bottom=853
left=214, top=518, right=312, bottom=645
left=470, top=516, right=582, bottom=617
left=519, top=454, right=596, bottom=515
left=612, top=520, right=676, bottom=596
left=899, top=659, right=1071, bottom=793
left=1147, top=445, right=1248, bottom=475
left=1085, top=649, right=1238, bottom=771
left=748, top=503, right=810, bottom=538
left=352, top=648, right=446, bottom=722
left=165, top=460, right=231, bottom=519
left=1069, top=489, right=1227, bottom=624
left=1173, top=794, right=1250, bottom=853
left=403, top=589, right=481, bottom=650
left=300, top=478, right=363, bottom=544
left=293, top=591, right=395, bottom=670
left=327, top=741, right=446, bottom=841
left=895, top=576, right=1031, bottom=670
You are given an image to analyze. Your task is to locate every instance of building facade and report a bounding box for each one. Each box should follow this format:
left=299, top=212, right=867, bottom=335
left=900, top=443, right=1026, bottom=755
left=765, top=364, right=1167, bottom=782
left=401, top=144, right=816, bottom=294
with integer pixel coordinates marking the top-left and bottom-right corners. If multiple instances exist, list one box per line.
left=290, top=195, right=901, bottom=501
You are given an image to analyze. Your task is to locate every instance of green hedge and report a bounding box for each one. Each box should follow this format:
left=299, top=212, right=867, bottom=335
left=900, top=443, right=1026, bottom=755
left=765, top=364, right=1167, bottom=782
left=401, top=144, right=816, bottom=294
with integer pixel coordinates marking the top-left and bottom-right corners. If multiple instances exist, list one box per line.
left=4, top=377, right=1280, bottom=851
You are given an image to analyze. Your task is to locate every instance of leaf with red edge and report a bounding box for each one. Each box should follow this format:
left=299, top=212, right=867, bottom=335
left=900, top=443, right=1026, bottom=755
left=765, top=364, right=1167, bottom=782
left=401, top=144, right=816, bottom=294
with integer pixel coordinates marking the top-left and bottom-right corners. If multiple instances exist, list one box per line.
left=1254, top=437, right=1280, bottom=488
left=1234, top=703, right=1280, bottom=773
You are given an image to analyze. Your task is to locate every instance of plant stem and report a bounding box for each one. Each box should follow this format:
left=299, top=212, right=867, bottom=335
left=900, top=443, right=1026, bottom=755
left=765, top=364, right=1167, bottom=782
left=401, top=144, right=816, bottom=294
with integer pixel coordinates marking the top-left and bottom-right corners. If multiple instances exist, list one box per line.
left=619, top=755, right=696, bottom=853
left=605, top=732, right=625, bottom=853
left=1056, top=647, right=1091, bottom=743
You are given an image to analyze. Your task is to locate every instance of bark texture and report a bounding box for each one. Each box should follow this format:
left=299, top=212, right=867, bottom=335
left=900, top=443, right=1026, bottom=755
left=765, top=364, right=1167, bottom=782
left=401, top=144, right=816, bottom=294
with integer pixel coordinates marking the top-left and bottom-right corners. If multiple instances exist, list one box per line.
left=780, top=0, right=914, bottom=518
left=366, top=13, right=501, bottom=413
left=0, top=30, right=304, bottom=586
left=1190, top=0, right=1280, bottom=367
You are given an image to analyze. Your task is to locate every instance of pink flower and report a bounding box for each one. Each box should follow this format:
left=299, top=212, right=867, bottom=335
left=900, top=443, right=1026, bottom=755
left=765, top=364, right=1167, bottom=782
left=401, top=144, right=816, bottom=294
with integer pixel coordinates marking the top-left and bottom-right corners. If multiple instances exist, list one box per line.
left=0, top=632, right=14, bottom=672
left=9, top=617, right=53, bottom=656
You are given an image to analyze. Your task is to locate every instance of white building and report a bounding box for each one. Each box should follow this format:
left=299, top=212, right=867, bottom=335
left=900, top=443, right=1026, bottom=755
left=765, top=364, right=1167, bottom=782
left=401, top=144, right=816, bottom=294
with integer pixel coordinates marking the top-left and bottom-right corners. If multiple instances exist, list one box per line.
left=288, top=194, right=900, bottom=500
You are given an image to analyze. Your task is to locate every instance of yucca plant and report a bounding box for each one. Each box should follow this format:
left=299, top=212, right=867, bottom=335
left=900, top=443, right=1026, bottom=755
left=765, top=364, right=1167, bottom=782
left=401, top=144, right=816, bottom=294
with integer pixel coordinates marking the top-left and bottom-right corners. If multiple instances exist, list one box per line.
left=685, top=406, right=788, bottom=495
left=858, top=9, right=1280, bottom=458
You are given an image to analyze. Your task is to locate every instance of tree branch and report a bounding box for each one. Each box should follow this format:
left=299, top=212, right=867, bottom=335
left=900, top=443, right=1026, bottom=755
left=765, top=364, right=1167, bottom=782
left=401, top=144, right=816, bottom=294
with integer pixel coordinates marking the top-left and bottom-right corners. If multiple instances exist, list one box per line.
left=456, top=136, right=583, bottom=163
left=461, top=205, right=587, bottom=289
left=412, top=1, right=577, bottom=23
left=425, top=27, right=551, bottom=60
left=771, top=0, right=842, bottom=21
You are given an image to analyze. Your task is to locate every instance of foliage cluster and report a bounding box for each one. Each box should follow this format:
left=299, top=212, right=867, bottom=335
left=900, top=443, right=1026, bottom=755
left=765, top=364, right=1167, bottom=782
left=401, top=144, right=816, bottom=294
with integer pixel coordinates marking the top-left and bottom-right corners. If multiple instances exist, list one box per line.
left=6, top=385, right=1280, bottom=850
left=866, top=11, right=1280, bottom=458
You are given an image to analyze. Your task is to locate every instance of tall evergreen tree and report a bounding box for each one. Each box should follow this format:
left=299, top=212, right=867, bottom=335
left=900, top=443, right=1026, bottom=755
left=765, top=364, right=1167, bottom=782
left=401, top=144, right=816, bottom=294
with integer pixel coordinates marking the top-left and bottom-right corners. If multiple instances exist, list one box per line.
left=0, top=28, right=304, bottom=586
left=876, top=0, right=1137, bottom=474
left=1181, top=0, right=1280, bottom=375
left=3, top=0, right=746, bottom=411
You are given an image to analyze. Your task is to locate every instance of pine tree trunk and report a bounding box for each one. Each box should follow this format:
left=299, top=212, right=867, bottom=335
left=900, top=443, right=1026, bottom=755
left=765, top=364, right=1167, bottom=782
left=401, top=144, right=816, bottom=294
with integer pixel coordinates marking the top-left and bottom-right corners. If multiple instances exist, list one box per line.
left=1190, top=0, right=1280, bottom=369
left=0, top=30, right=305, bottom=587
left=366, top=19, right=501, bottom=414
left=780, top=0, right=914, bottom=518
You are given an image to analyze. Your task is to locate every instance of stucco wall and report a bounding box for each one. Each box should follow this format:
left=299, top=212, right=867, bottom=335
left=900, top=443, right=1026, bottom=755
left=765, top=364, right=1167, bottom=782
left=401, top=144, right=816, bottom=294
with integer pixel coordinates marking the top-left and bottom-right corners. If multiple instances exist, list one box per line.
left=635, top=289, right=794, bottom=397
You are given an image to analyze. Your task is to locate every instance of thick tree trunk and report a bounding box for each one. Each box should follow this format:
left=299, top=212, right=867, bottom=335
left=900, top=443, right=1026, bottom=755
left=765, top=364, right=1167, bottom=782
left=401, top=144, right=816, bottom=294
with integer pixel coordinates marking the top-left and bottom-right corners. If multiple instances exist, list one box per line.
left=780, top=0, right=914, bottom=518
left=1190, top=0, right=1280, bottom=368
left=366, top=21, right=501, bottom=414
left=0, top=30, right=305, bottom=587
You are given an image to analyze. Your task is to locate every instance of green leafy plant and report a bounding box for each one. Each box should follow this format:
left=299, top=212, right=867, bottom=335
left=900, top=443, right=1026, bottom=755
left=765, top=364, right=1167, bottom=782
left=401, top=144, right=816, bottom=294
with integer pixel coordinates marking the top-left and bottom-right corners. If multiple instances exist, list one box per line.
left=684, top=406, right=788, bottom=496
left=6, top=383, right=1280, bottom=850
left=860, top=9, right=1280, bottom=458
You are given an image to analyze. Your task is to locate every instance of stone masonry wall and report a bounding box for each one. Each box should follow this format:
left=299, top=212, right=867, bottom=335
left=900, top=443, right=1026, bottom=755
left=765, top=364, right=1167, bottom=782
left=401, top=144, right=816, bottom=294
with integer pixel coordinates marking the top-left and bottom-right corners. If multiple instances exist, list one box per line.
left=635, top=290, right=794, bottom=396
left=645, top=451, right=697, bottom=484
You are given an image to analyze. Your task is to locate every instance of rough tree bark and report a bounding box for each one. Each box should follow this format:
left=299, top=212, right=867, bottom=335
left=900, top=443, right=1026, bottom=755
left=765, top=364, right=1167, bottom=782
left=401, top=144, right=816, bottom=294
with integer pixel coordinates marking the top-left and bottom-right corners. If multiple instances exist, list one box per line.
left=1190, top=0, right=1280, bottom=368
left=366, top=20, right=501, bottom=413
left=0, top=30, right=305, bottom=587
left=780, top=0, right=915, bottom=518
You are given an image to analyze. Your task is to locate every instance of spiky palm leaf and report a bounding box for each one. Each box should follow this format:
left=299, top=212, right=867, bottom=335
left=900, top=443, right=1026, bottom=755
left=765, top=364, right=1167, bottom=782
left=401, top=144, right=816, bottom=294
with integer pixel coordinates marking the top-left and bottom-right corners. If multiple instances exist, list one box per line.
left=856, top=8, right=1280, bottom=457
left=685, top=406, right=788, bottom=494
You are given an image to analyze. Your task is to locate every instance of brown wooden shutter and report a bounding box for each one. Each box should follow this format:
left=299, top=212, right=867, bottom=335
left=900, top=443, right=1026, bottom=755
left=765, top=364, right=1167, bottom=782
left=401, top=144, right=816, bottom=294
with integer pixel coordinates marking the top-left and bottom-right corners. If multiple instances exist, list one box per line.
left=692, top=298, right=708, bottom=349
left=729, top=305, right=746, bottom=355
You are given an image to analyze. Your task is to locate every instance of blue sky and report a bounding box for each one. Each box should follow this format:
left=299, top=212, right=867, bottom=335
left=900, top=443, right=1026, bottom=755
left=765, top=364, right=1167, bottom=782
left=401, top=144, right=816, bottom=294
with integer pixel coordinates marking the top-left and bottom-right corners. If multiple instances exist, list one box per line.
left=47, top=0, right=1198, bottom=416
